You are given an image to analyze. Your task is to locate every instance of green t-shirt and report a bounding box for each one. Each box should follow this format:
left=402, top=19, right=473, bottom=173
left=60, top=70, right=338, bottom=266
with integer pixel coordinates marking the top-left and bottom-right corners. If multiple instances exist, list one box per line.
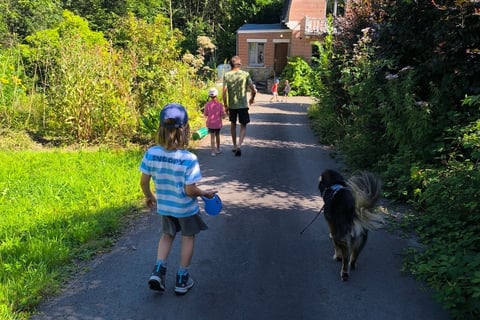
left=223, top=70, right=253, bottom=109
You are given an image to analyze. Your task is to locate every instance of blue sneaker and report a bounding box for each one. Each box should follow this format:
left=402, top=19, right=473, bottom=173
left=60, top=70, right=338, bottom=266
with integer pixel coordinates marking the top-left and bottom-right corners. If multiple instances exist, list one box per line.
left=174, top=273, right=194, bottom=295
left=148, top=265, right=166, bottom=291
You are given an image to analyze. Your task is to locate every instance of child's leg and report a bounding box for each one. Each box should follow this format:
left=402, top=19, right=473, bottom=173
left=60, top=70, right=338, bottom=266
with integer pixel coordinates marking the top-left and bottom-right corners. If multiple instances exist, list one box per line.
left=156, top=233, right=174, bottom=262
left=215, top=131, right=221, bottom=151
left=174, top=235, right=195, bottom=294
left=210, top=132, right=216, bottom=153
left=149, top=233, right=174, bottom=291
left=179, top=235, right=195, bottom=269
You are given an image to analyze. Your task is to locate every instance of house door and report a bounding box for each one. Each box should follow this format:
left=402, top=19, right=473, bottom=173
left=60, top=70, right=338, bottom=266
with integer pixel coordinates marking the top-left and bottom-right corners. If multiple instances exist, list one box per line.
left=274, top=43, right=288, bottom=76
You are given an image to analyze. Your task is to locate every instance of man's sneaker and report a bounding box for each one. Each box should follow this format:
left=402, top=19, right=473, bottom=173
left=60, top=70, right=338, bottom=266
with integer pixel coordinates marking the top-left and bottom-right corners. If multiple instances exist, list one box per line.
left=148, top=265, right=166, bottom=291
left=174, top=273, right=194, bottom=295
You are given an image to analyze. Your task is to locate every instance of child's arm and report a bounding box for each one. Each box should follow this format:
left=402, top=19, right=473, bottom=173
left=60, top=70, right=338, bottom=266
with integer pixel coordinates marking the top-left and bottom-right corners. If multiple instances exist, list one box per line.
left=140, top=173, right=156, bottom=209
left=185, top=183, right=217, bottom=199
left=218, top=102, right=226, bottom=116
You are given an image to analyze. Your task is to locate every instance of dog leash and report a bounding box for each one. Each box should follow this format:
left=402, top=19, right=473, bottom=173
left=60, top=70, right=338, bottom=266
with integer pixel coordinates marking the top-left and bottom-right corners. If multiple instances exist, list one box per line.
left=300, top=205, right=324, bottom=235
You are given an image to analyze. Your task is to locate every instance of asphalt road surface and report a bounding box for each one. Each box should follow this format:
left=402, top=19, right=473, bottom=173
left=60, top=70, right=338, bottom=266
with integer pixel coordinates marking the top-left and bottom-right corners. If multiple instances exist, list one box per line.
left=32, top=94, right=450, bottom=320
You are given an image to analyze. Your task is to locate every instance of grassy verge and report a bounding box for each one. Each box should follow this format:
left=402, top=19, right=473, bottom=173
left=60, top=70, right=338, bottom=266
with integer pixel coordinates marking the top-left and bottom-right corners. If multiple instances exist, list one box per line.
left=0, top=148, right=144, bottom=320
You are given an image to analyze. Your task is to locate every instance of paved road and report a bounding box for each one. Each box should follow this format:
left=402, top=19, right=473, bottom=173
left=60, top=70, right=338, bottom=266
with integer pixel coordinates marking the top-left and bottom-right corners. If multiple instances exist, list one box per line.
left=32, top=94, right=450, bottom=320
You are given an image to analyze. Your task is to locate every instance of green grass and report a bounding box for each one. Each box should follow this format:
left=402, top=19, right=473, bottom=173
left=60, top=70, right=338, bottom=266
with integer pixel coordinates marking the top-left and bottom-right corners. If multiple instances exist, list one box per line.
left=0, top=148, right=145, bottom=320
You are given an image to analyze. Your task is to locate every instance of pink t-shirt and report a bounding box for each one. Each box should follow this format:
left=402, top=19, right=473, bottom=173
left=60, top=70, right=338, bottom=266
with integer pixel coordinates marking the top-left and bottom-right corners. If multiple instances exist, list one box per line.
left=204, top=100, right=225, bottom=129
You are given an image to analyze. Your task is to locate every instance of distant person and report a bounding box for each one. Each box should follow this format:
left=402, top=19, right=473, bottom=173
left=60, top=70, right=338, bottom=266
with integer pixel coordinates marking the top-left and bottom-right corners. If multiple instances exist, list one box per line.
left=270, top=79, right=279, bottom=102
left=222, top=56, right=257, bottom=157
left=282, top=80, right=291, bottom=102
left=140, top=103, right=217, bottom=295
left=204, top=88, right=225, bottom=156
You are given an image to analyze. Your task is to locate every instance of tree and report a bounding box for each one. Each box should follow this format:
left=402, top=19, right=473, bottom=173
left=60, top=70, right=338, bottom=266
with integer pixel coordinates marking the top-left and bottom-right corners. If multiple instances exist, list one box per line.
left=1, top=0, right=63, bottom=41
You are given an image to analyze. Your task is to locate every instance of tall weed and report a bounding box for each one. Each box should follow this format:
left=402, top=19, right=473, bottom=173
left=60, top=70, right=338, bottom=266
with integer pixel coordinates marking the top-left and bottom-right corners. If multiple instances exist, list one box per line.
left=0, top=48, right=29, bottom=129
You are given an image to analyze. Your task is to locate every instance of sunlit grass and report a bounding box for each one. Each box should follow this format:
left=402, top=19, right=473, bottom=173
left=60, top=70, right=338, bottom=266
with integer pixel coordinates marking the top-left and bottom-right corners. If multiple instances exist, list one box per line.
left=0, top=148, right=144, bottom=319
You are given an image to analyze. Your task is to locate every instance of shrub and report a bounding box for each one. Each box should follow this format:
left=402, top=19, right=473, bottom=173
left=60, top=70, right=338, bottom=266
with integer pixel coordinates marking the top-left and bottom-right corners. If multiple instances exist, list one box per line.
left=281, top=56, right=313, bottom=96
left=405, top=163, right=480, bottom=318
left=308, top=1, right=480, bottom=318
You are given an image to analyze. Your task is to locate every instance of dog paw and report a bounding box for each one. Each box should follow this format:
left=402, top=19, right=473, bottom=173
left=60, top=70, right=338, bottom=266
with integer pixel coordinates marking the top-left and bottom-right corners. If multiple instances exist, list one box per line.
left=341, top=272, right=349, bottom=281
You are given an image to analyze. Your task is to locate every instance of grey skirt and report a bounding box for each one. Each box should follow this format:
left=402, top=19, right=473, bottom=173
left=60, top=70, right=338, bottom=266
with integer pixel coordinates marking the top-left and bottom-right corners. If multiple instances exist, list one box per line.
left=161, top=213, right=208, bottom=236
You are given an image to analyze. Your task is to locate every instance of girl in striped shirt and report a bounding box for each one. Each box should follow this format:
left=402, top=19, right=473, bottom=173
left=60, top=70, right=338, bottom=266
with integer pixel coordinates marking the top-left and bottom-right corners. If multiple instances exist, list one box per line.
left=140, top=103, right=217, bottom=295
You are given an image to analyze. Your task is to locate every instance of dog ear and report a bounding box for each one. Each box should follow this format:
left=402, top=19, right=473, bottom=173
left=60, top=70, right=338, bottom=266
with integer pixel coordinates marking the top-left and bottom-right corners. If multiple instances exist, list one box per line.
left=322, top=169, right=346, bottom=186
left=319, top=170, right=332, bottom=193
left=318, top=174, right=325, bottom=192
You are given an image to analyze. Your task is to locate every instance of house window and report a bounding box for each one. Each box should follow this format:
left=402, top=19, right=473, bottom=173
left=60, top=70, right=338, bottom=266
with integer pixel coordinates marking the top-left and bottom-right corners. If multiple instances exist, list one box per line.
left=326, top=0, right=346, bottom=16
left=248, top=42, right=265, bottom=67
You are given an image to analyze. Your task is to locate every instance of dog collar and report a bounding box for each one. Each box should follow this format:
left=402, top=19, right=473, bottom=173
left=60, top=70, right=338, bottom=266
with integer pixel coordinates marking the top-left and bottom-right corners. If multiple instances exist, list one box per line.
left=329, top=184, right=344, bottom=192
left=322, top=184, right=345, bottom=199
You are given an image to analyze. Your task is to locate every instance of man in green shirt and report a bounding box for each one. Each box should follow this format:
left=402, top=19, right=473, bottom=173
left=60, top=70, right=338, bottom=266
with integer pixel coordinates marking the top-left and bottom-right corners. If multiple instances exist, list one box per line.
left=222, top=56, right=257, bottom=157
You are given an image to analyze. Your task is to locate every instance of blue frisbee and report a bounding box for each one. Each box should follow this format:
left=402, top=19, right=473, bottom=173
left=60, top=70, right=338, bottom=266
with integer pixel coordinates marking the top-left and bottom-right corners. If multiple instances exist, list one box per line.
left=201, top=194, right=222, bottom=216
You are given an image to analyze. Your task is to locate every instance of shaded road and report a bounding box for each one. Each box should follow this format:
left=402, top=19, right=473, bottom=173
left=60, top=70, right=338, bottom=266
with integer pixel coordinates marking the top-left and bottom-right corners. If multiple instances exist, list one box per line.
left=32, top=94, right=450, bottom=320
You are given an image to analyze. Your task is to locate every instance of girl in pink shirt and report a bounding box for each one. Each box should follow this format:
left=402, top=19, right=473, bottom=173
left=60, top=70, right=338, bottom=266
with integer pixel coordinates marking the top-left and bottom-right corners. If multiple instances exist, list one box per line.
left=204, top=88, right=226, bottom=156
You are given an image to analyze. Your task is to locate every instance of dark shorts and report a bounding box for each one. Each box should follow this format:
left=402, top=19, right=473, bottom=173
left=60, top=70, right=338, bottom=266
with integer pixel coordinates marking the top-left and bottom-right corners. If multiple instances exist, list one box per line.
left=229, top=108, right=250, bottom=125
left=208, top=128, right=221, bottom=134
left=161, top=214, right=208, bottom=237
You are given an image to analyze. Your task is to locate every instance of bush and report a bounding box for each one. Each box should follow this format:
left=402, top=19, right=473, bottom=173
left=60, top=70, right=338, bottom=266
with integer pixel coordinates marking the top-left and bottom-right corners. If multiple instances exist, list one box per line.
left=308, top=1, right=480, bottom=318
left=405, top=163, right=480, bottom=318
left=281, top=56, right=314, bottom=96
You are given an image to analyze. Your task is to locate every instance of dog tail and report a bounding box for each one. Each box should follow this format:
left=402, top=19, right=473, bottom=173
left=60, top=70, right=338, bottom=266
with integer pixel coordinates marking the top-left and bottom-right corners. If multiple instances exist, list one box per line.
left=347, top=171, right=384, bottom=230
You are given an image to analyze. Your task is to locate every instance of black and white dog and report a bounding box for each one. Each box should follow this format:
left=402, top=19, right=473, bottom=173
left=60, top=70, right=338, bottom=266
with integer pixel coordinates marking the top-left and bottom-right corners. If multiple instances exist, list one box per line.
left=318, top=169, right=384, bottom=281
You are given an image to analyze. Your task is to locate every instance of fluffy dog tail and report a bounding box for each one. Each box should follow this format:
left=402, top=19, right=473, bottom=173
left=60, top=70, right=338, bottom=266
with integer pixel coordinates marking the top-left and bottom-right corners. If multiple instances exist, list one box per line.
left=347, top=171, right=384, bottom=231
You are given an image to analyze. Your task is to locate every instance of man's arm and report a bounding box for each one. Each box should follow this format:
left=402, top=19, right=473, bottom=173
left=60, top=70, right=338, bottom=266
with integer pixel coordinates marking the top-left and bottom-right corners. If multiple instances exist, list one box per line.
left=222, top=86, right=228, bottom=105
left=222, top=85, right=229, bottom=112
left=248, top=82, right=257, bottom=105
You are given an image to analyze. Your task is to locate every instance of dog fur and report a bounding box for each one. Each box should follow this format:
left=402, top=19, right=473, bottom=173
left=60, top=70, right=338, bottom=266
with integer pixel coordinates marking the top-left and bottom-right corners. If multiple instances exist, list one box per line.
left=318, top=169, right=384, bottom=281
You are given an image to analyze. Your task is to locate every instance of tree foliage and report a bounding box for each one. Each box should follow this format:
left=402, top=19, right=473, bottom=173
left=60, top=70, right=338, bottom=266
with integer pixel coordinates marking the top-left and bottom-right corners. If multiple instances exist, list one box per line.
left=0, top=8, right=207, bottom=144
left=0, top=0, right=63, bottom=43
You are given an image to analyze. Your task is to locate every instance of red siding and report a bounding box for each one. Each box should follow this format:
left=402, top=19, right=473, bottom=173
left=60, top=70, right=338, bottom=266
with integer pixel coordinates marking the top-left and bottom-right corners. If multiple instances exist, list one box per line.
left=289, top=1, right=326, bottom=22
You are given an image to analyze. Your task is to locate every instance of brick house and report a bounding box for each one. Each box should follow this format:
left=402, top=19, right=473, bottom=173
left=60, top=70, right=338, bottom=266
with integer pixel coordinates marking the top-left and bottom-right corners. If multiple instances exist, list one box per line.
left=235, top=0, right=346, bottom=90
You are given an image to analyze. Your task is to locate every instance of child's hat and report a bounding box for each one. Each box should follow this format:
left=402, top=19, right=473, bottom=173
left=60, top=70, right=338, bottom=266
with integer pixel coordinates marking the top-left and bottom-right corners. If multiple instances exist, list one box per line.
left=201, top=194, right=222, bottom=216
left=160, top=103, right=188, bottom=128
left=208, top=88, right=218, bottom=97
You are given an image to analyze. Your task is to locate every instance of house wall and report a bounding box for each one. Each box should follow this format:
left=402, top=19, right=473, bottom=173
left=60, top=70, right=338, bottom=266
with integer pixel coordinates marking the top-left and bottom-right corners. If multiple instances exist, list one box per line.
left=290, top=28, right=324, bottom=58
left=237, top=30, right=291, bottom=82
left=235, top=0, right=328, bottom=83
left=236, top=28, right=324, bottom=83
left=288, top=1, right=326, bottom=22
left=287, top=0, right=326, bottom=57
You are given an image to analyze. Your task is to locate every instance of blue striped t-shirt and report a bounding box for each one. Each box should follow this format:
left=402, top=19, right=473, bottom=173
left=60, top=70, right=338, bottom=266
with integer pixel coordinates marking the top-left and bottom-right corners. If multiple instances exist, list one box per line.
left=139, top=146, right=201, bottom=218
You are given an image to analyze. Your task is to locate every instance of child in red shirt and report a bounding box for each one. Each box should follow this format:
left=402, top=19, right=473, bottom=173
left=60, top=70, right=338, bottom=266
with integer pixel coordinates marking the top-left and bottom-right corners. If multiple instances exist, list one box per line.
left=204, top=88, right=226, bottom=156
left=270, top=79, right=279, bottom=102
